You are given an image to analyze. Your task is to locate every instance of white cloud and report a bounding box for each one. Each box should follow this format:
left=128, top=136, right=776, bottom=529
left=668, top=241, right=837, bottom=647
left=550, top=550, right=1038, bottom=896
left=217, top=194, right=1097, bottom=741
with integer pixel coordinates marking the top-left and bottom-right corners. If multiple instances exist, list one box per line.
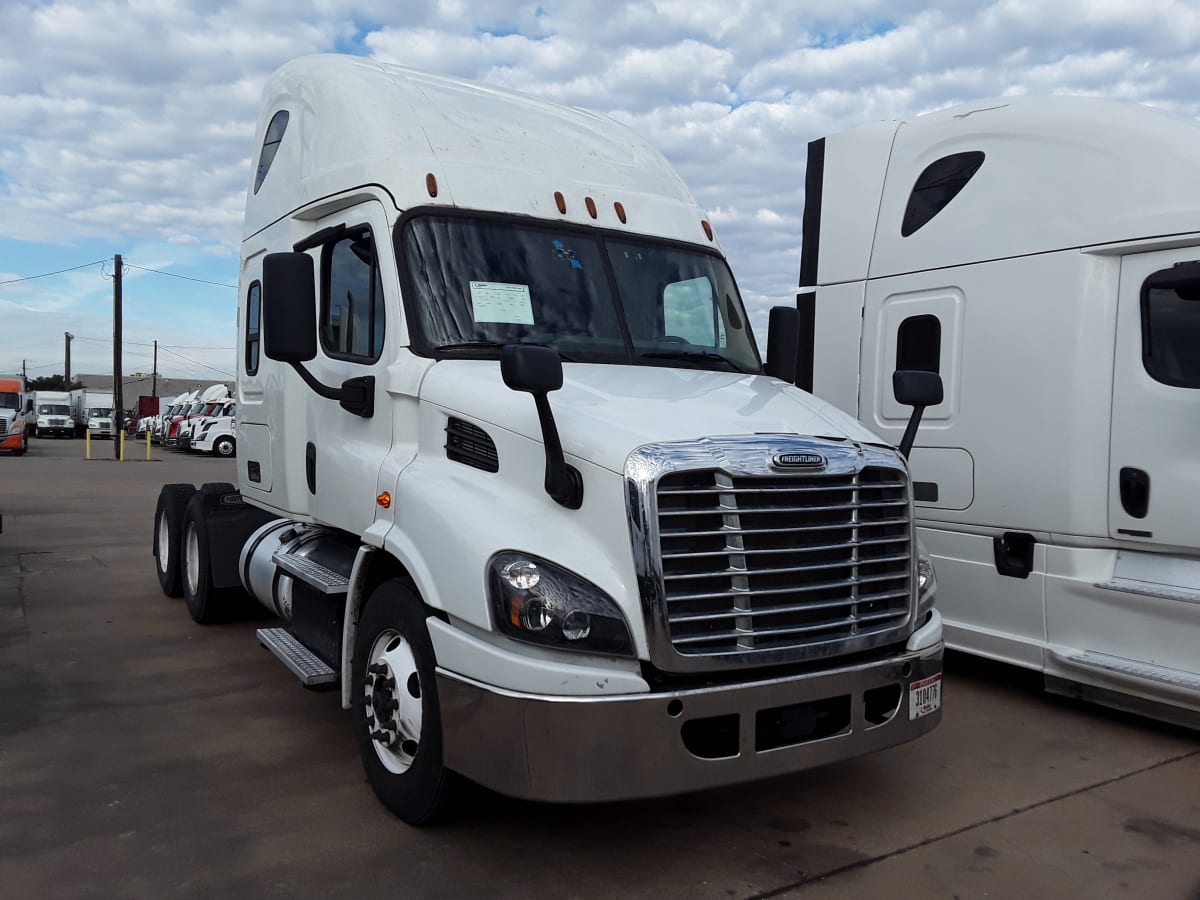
left=3, top=0, right=1200, bottom=372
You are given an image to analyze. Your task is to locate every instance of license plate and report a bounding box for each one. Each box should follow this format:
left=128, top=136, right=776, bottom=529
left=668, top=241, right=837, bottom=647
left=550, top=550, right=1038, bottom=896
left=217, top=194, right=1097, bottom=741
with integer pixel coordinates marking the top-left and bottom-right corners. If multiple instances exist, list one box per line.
left=909, top=673, right=942, bottom=720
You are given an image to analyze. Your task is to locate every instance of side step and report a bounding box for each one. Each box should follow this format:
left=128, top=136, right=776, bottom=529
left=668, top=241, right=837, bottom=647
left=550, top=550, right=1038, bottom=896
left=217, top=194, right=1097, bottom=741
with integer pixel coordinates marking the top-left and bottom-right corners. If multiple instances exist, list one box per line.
left=272, top=551, right=349, bottom=595
left=1049, top=648, right=1200, bottom=704
left=257, top=627, right=337, bottom=687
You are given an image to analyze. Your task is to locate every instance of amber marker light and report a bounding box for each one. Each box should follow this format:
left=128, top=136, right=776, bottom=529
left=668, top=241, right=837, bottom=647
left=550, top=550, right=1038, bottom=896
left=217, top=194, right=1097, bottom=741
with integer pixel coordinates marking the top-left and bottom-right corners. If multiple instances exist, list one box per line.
left=554, top=191, right=567, bottom=214
left=701, top=220, right=714, bottom=241
left=614, top=201, right=627, bottom=223
left=585, top=196, right=597, bottom=218
left=425, top=173, right=438, bottom=197
left=376, top=492, right=392, bottom=509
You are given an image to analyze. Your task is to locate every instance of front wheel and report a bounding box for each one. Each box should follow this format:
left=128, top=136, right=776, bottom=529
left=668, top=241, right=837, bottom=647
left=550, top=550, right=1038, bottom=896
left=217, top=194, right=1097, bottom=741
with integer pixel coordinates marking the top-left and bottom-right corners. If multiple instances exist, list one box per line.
left=353, top=579, right=454, bottom=825
left=213, top=435, right=235, bottom=458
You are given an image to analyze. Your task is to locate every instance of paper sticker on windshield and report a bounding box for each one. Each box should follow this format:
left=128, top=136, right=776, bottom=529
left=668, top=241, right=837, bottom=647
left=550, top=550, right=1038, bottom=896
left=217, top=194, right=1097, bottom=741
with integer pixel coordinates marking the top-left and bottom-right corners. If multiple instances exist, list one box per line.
left=470, top=281, right=534, bottom=325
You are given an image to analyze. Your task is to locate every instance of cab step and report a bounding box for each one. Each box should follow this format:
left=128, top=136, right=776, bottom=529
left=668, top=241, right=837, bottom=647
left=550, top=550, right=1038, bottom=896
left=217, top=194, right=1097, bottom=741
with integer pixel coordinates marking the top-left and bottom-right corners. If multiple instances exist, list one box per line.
left=257, top=627, right=337, bottom=687
left=272, top=550, right=350, bottom=595
left=1049, top=649, right=1200, bottom=699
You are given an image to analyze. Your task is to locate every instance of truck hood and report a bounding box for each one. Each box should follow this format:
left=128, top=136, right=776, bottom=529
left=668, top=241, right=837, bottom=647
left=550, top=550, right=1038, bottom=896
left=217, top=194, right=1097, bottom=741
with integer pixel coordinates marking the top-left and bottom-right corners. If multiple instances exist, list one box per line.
left=419, top=361, right=888, bottom=474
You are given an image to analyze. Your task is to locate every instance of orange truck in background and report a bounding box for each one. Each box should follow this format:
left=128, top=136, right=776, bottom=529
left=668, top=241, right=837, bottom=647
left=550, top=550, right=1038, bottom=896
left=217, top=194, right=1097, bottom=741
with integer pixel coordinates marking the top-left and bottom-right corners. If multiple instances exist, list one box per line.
left=0, top=377, right=28, bottom=456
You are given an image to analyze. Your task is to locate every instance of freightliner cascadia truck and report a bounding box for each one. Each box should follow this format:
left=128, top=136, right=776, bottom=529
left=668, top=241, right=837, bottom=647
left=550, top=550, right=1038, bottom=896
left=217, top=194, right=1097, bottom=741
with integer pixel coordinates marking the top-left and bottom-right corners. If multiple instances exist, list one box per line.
left=152, top=54, right=944, bottom=823
left=793, top=96, right=1200, bottom=727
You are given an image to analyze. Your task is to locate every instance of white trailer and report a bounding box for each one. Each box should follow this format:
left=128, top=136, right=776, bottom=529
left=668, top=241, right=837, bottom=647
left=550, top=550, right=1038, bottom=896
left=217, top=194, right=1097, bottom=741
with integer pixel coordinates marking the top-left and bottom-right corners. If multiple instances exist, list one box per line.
left=152, top=54, right=944, bottom=823
left=794, top=96, right=1200, bottom=727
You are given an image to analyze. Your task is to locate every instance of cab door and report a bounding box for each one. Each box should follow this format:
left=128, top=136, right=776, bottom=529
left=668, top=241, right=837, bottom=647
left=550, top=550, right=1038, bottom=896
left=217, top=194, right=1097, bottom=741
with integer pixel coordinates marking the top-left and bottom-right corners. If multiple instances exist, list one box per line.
left=303, top=199, right=395, bottom=535
left=1109, top=247, right=1200, bottom=551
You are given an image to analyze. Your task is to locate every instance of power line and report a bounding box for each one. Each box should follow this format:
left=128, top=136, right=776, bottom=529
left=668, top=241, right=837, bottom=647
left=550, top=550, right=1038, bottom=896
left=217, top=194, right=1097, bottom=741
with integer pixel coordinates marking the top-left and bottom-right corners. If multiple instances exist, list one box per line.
left=157, top=345, right=234, bottom=379
left=123, top=263, right=237, bottom=290
left=0, top=259, right=108, bottom=287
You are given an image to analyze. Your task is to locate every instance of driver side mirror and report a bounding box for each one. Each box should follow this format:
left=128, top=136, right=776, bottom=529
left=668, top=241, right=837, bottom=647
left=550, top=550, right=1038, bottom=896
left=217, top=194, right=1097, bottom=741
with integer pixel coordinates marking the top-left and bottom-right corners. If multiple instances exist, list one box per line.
left=263, top=252, right=317, bottom=363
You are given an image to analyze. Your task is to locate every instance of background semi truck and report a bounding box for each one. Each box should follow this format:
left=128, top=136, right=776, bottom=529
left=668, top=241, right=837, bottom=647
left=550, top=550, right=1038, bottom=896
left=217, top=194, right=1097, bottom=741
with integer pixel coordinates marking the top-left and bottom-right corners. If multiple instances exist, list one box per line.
left=794, top=96, right=1200, bottom=727
left=152, top=54, right=944, bottom=824
left=0, top=377, right=27, bottom=455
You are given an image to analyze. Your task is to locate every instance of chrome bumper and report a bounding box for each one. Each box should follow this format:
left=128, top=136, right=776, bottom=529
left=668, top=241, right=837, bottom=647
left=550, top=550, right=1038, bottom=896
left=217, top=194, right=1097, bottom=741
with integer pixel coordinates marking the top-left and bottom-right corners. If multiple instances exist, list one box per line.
left=437, top=642, right=942, bottom=803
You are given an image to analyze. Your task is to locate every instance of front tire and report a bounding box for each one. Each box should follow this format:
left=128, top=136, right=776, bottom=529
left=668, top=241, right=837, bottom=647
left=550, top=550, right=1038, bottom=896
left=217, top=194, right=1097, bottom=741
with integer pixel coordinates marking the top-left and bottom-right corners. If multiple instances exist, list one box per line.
left=353, top=578, right=454, bottom=825
left=154, top=484, right=196, bottom=597
left=213, top=435, right=235, bottom=458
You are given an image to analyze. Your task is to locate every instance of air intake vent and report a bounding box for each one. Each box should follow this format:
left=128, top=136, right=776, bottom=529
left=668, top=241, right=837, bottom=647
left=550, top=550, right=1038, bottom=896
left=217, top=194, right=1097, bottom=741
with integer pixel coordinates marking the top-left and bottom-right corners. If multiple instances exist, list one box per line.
left=445, top=417, right=499, bottom=473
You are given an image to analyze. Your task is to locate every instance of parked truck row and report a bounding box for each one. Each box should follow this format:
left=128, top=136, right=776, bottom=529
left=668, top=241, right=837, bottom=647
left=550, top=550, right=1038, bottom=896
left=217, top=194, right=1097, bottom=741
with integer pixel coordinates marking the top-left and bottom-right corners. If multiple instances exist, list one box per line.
left=137, top=385, right=236, bottom=457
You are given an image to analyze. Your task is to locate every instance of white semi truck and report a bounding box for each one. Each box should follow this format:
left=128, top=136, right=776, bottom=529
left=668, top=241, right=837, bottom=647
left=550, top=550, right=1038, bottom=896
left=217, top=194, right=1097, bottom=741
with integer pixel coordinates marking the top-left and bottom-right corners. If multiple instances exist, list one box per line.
left=152, top=54, right=944, bottom=823
left=189, top=399, right=236, bottom=457
left=794, top=96, right=1200, bottom=727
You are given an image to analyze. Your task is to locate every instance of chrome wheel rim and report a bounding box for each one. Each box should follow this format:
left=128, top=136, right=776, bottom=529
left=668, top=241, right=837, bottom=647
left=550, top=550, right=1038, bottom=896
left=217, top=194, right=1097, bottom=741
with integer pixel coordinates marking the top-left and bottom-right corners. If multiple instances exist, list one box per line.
left=364, top=629, right=423, bottom=774
left=157, top=512, right=170, bottom=573
left=184, top=521, right=200, bottom=595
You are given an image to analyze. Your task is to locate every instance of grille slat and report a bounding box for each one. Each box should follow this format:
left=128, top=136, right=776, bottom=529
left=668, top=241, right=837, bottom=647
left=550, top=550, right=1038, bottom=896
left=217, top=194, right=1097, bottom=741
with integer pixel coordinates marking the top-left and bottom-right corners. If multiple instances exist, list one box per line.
left=655, top=465, right=912, bottom=657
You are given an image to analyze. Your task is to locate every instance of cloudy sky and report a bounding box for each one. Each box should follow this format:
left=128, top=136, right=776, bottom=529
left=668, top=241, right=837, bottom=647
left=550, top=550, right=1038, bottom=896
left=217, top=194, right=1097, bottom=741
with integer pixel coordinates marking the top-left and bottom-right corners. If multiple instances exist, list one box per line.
left=2, top=0, right=1198, bottom=382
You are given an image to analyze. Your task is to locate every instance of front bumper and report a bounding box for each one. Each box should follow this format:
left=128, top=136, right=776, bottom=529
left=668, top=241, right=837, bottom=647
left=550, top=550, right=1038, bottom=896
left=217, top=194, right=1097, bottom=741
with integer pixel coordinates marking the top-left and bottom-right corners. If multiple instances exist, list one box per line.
left=0, top=431, right=23, bottom=451
left=39, top=426, right=72, bottom=437
left=438, top=640, right=943, bottom=803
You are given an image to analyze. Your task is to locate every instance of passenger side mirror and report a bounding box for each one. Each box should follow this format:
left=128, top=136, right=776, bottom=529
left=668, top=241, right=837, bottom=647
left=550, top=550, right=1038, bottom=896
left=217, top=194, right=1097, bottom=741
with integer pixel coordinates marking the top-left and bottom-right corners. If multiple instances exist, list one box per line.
left=500, top=345, right=582, bottom=509
left=262, top=252, right=317, bottom=363
left=892, top=369, right=944, bottom=461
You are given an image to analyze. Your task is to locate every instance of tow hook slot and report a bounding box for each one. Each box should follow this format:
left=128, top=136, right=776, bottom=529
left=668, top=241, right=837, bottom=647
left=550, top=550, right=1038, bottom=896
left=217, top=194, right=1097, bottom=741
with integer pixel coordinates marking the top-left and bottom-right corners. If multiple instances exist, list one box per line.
left=993, top=531, right=1035, bottom=579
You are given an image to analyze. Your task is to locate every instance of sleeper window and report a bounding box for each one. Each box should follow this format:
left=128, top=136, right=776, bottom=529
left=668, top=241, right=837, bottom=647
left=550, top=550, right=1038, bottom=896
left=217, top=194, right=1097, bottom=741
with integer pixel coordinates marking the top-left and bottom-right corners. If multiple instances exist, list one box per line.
left=321, top=228, right=385, bottom=362
left=901, top=151, right=985, bottom=237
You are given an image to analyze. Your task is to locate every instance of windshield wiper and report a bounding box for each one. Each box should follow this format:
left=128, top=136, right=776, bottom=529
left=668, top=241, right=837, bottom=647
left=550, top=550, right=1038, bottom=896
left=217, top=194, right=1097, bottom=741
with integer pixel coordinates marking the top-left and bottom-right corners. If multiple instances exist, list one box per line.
left=435, top=341, right=575, bottom=361
left=638, top=349, right=749, bottom=373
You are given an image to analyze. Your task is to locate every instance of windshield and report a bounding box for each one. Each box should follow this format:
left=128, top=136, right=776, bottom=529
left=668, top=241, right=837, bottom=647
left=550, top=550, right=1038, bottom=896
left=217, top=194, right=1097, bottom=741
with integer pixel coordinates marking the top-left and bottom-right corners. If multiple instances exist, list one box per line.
left=400, top=214, right=761, bottom=373
left=39, top=404, right=70, bottom=415
left=88, top=408, right=112, bottom=417
left=0, top=392, right=18, bottom=410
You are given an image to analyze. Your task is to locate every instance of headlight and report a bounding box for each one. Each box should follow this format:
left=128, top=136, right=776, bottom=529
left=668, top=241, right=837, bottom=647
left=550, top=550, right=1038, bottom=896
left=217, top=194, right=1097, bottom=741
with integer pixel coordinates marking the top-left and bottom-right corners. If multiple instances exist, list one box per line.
left=917, top=542, right=937, bottom=615
left=37, top=417, right=48, bottom=426
left=488, top=552, right=634, bottom=657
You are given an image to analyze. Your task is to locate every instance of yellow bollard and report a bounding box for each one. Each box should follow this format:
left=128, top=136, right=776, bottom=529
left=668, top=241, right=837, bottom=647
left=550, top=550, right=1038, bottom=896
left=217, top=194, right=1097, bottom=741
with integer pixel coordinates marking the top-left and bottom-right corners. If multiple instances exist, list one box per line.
left=120, top=430, right=126, bottom=462
left=85, top=429, right=91, bottom=460
left=146, top=428, right=151, bottom=461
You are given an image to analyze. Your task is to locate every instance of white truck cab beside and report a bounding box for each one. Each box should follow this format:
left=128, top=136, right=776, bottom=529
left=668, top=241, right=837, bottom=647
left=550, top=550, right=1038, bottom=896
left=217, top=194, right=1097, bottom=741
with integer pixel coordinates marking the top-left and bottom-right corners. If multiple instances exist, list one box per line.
left=798, top=96, right=1200, bottom=727
left=152, top=54, right=943, bottom=823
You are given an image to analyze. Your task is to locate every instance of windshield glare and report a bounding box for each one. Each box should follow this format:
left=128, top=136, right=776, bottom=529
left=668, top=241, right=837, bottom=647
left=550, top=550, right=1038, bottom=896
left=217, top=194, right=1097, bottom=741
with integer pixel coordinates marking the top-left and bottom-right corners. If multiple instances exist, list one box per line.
left=401, top=215, right=761, bottom=372
left=39, top=405, right=70, bottom=415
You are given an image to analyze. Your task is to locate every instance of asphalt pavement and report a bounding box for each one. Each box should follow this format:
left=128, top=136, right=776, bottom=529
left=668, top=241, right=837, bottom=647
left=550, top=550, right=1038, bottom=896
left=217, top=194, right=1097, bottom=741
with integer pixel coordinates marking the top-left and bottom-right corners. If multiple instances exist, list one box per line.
left=1, top=436, right=1197, bottom=899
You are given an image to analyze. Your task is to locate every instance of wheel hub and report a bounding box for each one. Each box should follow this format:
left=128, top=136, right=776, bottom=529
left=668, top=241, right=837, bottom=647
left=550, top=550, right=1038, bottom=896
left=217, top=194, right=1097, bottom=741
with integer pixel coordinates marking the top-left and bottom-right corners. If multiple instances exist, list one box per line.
left=364, top=634, right=423, bottom=773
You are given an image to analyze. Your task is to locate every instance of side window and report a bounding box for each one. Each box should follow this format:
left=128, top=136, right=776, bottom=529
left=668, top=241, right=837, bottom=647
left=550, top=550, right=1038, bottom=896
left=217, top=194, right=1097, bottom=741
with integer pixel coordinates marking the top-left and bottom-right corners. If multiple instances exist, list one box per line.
left=321, top=227, right=385, bottom=362
left=663, top=276, right=726, bottom=347
left=253, top=110, right=289, bottom=194
left=901, top=151, right=985, bottom=237
left=245, top=281, right=261, bottom=376
left=1142, top=265, right=1200, bottom=388
left=897, top=314, right=941, bottom=373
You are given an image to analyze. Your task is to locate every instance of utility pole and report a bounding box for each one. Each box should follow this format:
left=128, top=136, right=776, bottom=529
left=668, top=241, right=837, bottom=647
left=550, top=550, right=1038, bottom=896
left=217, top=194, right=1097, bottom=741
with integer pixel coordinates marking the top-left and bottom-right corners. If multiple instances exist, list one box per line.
left=64, top=332, right=73, bottom=390
left=113, top=254, right=123, bottom=458
left=152, top=339, right=158, bottom=397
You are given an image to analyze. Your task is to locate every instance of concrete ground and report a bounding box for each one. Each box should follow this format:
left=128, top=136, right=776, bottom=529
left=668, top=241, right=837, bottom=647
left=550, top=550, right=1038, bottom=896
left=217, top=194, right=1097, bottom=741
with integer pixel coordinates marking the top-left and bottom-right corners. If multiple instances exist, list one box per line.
left=0, top=436, right=1197, bottom=900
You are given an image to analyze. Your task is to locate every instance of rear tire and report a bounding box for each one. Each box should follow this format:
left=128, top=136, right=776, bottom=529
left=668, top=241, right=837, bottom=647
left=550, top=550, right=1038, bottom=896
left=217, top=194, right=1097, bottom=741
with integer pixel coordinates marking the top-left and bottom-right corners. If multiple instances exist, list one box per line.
left=353, top=578, right=455, bottom=825
left=182, top=486, right=239, bottom=624
left=154, top=484, right=197, bottom=597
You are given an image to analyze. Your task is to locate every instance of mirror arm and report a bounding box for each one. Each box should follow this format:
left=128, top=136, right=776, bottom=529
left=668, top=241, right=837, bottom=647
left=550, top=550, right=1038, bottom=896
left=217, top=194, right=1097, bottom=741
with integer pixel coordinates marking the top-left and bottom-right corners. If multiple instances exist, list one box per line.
left=532, top=393, right=583, bottom=509
left=897, top=405, right=925, bottom=461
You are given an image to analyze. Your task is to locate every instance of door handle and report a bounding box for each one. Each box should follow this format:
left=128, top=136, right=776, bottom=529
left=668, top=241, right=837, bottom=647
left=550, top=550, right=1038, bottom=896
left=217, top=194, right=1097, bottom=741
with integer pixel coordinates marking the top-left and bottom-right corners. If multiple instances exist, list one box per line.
left=1119, top=467, right=1150, bottom=519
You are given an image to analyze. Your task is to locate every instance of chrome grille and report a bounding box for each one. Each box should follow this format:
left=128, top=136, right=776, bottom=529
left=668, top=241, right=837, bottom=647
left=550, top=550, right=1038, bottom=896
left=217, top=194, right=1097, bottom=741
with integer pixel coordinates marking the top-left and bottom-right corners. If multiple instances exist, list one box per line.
left=0, top=419, right=7, bottom=436
left=655, top=466, right=912, bottom=657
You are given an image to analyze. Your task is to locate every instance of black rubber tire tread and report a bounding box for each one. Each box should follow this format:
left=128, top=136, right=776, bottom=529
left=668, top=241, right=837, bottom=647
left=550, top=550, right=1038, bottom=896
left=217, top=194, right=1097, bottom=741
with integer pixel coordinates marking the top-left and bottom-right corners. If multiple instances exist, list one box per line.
left=213, top=436, right=235, bottom=458
left=353, top=578, right=455, bottom=825
left=181, top=492, right=238, bottom=624
left=153, top=483, right=197, bottom=597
